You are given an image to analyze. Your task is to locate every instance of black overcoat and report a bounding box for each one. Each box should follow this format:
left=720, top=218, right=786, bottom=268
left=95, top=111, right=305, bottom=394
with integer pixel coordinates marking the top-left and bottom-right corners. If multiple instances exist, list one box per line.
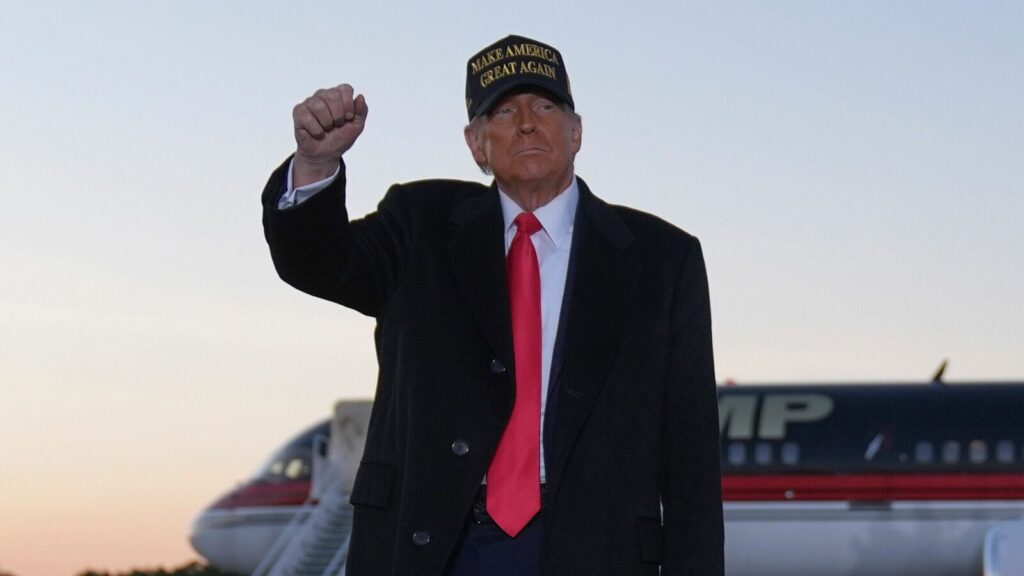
left=261, top=158, right=724, bottom=576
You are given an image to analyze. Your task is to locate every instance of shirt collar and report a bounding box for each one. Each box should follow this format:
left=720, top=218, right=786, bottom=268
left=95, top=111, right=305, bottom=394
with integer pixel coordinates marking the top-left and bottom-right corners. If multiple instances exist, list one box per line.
left=498, top=177, right=579, bottom=250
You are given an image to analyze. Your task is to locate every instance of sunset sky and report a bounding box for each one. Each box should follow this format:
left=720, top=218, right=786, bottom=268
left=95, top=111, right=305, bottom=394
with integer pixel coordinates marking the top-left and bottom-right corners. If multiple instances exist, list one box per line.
left=1, top=1, right=1022, bottom=575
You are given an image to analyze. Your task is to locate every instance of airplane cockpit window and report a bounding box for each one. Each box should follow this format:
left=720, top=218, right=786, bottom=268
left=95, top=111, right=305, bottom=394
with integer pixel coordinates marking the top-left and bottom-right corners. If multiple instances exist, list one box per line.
left=996, top=440, right=1014, bottom=464
left=968, top=440, right=988, bottom=464
left=248, top=421, right=328, bottom=483
left=284, top=457, right=307, bottom=479
left=781, top=442, right=800, bottom=465
left=727, top=443, right=747, bottom=466
left=942, top=441, right=961, bottom=464
left=254, top=446, right=313, bottom=483
left=915, top=441, right=934, bottom=464
left=755, top=442, right=773, bottom=465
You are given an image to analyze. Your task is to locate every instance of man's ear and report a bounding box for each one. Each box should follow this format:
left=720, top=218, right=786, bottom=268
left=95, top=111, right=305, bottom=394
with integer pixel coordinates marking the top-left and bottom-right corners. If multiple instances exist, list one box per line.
left=464, top=125, right=488, bottom=166
left=570, top=114, right=583, bottom=155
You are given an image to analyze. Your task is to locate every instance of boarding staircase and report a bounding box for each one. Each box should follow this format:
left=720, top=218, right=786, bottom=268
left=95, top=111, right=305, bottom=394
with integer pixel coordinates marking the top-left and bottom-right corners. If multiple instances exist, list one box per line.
left=252, top=401, right=372, bottom=576
left=261, top=478, right=353, bottom=576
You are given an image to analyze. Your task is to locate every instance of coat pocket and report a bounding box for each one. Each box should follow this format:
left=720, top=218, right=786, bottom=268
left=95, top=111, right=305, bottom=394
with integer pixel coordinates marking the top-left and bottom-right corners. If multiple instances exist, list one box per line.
left=636, top=516, right=664, bottom=564
left=349, top=461, right=396, bottom=509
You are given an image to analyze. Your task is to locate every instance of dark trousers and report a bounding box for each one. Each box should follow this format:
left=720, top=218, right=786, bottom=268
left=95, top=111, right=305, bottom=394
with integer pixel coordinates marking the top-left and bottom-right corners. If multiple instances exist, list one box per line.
left=445, top=515, right=543, bottom=576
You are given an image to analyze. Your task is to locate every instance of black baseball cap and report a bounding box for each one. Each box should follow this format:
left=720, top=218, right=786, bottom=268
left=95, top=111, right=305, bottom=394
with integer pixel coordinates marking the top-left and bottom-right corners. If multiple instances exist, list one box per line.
left=465, top=34, right=574, bottom=120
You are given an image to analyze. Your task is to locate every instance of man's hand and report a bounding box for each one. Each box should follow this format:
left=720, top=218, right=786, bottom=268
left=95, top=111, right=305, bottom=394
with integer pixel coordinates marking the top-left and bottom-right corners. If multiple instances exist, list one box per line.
left=292, top=84, right=369, bottom=187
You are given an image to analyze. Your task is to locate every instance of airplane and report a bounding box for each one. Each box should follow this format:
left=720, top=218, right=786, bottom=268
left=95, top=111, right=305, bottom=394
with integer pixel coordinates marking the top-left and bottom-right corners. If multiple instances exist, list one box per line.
left=190, top=378, right=1024, bottom=576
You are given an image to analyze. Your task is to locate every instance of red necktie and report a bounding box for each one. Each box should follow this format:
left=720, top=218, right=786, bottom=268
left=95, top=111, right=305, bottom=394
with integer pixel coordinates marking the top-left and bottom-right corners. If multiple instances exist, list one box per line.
left=488, top=212, right=543, bottom=537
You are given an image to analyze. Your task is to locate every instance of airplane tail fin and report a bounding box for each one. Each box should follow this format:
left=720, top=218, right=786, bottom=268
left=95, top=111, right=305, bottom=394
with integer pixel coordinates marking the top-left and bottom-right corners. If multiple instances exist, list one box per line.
left=931, top=359, right=948, bottom=385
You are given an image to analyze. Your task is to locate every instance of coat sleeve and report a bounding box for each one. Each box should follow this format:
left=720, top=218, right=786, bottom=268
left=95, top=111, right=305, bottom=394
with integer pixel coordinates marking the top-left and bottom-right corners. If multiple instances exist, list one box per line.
left=261, top=157, right=410, bottom=317
left=660, top=236, right=724, bottom=576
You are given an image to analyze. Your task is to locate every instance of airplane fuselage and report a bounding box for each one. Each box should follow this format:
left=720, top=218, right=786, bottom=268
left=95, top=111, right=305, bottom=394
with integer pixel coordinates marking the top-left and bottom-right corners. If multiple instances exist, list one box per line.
left=192, top=383, right=1024, bottom=575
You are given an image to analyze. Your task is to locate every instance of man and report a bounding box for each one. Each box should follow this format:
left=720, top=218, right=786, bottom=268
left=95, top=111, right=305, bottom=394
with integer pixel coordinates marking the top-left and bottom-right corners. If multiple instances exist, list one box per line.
left=262, top=35, right=723, bottom=576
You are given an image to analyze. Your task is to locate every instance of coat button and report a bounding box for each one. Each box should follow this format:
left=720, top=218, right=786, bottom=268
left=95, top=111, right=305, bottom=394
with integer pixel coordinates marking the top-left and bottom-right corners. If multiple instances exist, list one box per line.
left=489, top=359, right=506, bottom=374
left=412, top=530, right=431, bottom=546
left=451, top=440, right=470, bottom=456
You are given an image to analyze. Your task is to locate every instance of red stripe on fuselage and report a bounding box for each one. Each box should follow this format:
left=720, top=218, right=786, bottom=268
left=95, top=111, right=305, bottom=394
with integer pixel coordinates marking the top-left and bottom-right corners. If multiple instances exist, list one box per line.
left=724, top=473, right=1024, bottom=501
left=210, top=480, right=311, bottom=509
left=210, top=474, right=1024, bottom=508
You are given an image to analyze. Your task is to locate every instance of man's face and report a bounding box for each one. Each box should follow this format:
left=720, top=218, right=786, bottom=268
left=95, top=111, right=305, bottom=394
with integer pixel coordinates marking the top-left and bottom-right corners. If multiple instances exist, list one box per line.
left=465, top=90, right=582, bottom=197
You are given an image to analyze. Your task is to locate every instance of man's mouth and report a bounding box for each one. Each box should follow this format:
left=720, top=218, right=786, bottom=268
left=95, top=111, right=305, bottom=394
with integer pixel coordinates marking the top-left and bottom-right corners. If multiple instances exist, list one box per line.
left=515, top=147, right=546, bottom=156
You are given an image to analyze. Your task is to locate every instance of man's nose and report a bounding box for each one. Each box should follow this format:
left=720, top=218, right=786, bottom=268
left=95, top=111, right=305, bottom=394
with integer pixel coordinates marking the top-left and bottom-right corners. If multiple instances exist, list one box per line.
left=516, top=108, right=536, bottom=133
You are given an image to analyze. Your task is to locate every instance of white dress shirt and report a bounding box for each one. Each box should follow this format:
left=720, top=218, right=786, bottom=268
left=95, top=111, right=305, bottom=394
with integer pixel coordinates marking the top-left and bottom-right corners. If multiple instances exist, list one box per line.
left=279, top=160, right=578, bottom=481
left=498, top=179, right=577, bottom=481
left=277, top=160, right=341, bottom=209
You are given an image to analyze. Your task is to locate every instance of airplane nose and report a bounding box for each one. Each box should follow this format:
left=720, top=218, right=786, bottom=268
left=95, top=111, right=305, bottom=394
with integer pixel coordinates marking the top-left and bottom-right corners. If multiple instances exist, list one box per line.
left=189, top=503, right=260, bottom=575
left=188, top=509, right=223, bottom=568
left=189, top=500, right=308, bottom=575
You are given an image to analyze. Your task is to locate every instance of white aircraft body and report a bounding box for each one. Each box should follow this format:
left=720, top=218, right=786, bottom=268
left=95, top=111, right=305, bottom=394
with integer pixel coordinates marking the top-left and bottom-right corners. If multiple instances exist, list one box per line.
left=191, top=383, right=1024, bottom=575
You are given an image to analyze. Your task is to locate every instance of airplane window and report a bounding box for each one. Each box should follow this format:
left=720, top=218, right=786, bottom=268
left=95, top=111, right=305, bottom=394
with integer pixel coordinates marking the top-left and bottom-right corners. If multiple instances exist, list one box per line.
left=995, top=441, right=1014, bottom=464
left=915, top=441, right=934, bottom=464
left=728, top=443, right=747, bottom=466
left=781, top=442, right=800, bottom=465
left=969, top=440, right=988, bottom=464
left=755, top=442, right=773, bottom=465
left=254, top=444, right=314, bottom=483
left=942, top=441, right=961, bottom=464
left=269, top=461, right=285, bottom=477
left=284, top=458, right=307, bottom=479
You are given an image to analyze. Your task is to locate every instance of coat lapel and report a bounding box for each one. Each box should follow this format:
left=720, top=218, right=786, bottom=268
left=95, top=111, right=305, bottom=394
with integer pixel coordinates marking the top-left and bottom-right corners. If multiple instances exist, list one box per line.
left=447, top=187, right=516, bottom=378
left=446, top=180, right=639, bottom=495
left=547, top=180, right=640, bottom=492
